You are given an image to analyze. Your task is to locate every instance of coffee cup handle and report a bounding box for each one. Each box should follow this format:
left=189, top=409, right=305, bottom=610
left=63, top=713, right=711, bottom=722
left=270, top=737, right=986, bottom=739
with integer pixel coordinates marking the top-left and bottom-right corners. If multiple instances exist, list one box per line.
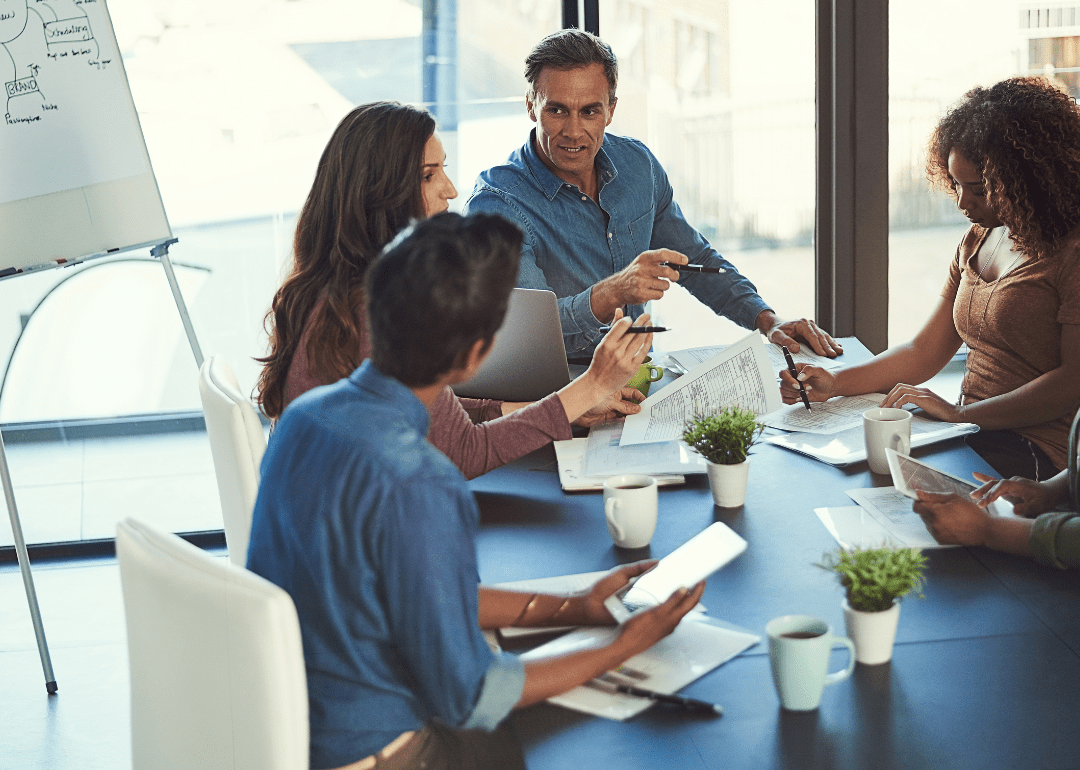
left=604, top=498, right=624, bottom=542
left=824, top=635, right=857, bottom=686
left=889, top=432, right=911, bottom=456
left=647, top=365, right=663, bottom=382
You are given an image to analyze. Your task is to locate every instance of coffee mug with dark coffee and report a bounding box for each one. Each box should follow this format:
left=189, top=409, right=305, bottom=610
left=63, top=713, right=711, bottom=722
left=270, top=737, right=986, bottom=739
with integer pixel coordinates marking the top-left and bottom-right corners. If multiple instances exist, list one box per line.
left=601, top=474, right=658, bottom=548
left=765, top=615, right=855, bottom=711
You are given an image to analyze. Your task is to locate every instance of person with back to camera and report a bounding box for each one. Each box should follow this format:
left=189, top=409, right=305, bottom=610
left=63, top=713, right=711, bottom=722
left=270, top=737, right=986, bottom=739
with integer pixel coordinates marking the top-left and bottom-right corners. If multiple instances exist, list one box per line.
left=247, top=212, right=706, bottom=770
left=781, top=77, right=1080, bottom=481
left=257, top=101, right=653, bottom=481
left=463, top=29, right=843, bottom=359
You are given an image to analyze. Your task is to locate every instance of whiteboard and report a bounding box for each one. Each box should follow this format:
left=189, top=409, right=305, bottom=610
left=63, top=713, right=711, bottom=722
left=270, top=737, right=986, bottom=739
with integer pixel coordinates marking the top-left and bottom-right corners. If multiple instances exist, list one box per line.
left=0, top=0, right=172, bottom=276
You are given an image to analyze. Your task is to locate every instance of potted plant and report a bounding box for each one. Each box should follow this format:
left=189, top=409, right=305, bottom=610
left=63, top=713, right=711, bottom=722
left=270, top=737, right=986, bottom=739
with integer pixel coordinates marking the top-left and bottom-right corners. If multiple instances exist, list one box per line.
left=682, top=405, right=764, bottom=507
left=817, top=546, right=927, bottom=665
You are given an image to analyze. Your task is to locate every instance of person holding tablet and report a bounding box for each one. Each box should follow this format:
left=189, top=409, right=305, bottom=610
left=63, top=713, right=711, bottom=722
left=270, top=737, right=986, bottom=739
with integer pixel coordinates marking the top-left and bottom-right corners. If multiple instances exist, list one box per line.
left=247, top=213, right=704, bottom=769
left=781, top=77, right=1080, bottom=480
left=256, top=101, right=649, bottom=479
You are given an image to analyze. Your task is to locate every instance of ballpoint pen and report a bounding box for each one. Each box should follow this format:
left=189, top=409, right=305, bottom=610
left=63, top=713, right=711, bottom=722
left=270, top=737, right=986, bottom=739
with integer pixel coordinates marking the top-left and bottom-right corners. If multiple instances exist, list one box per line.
left=781, top=345, right=812, bottom=412
left=597, top=326, right=670, bottom=333
left=659, top=261, right=725, bottom=274
left=586, top=677, right=723, bottom=716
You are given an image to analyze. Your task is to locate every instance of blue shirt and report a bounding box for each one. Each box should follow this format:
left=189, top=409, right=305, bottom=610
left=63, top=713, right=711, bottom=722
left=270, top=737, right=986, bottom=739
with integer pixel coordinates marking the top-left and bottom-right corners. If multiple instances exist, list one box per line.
left=247, top=361, right=525, bottom=770
left=464, top=130, right=770, bottom=354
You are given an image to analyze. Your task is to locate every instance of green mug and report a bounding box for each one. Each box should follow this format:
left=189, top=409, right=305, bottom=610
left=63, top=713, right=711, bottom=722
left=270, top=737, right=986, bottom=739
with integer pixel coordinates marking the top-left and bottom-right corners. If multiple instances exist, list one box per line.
left=627, top=356, right=663, bottom=398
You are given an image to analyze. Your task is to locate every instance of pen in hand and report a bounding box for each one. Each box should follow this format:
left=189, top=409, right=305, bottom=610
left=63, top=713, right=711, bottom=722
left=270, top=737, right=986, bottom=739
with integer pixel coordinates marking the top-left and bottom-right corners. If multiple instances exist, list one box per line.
left=660, top=261, right=725, bottom=274
left=598, top=326, right=670, bottom=334
left=781, top=345, right=812, bottom=412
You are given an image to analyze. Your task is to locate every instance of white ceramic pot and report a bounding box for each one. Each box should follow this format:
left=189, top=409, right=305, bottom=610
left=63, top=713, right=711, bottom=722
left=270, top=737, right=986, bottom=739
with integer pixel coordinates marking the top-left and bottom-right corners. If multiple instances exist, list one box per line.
left=842, top=598, right=901, bottom=665
left=705, top=459, right=750, bottom=507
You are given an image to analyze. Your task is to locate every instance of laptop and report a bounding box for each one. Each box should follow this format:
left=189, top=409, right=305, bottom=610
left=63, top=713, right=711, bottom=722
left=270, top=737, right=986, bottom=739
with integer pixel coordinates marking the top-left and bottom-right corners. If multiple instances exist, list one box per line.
left=452, top=288, right=572, bottom=402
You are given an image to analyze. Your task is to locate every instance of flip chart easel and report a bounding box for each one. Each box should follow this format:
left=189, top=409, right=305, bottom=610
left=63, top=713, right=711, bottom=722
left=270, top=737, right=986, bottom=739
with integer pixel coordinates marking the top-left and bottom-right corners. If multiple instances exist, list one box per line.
left=1, top=0, right=203, bottom=692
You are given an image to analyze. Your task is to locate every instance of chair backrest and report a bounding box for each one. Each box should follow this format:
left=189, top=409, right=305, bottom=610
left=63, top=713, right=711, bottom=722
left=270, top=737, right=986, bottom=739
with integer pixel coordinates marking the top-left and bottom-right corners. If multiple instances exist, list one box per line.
left=117, top=517, right=308, bottom=770
left=199, top=355, right=266, bottom=565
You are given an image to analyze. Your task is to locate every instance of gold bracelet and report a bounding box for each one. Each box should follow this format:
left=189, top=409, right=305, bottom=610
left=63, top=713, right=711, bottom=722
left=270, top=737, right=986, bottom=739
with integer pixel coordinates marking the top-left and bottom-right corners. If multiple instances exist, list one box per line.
left=548, top=597, right=573, bottom=624
left=512, top=594, right=540, bottom=627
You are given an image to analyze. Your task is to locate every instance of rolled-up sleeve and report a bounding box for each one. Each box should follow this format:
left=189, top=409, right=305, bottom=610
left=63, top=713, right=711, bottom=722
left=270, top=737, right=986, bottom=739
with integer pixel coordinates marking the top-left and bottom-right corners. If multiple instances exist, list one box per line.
left=462, top=653, right=526, bottom=730
left=1029, top=511, right=1080, bottom=569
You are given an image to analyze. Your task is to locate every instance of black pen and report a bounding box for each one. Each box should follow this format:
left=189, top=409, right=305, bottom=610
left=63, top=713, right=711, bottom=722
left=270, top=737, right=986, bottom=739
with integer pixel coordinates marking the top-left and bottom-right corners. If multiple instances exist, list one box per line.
left=598, top=326, right=670, bottom=334
left=660, top=262, right=725, bottom=274
left=588, top=679, right=723, bottom=716
left=781, top=345, right=812, bottom=412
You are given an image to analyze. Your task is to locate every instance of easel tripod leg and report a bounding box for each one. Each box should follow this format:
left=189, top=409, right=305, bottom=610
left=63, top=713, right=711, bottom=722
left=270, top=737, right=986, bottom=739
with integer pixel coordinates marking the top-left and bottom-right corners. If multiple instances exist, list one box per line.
left=0, top=429, right=57, bottom=693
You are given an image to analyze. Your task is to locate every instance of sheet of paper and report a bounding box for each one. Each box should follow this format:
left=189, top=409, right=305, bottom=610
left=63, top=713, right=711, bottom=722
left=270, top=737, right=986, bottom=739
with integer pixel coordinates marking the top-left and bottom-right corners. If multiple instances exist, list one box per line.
left=519, top=617, right=760, bottom=721
left=814, top=506, right=896, bottom=550
left=620, top=332, right=780, bottom=446
left=582, top=420, right=707, bottom=477
left=765, top=416, right=980, bottom=466
left=552, top=438, right=686, bottom=491
left=763, top=394, right=885, bottom=434
left=668, top=342, right=844, bottom=376
left=845, top=487, right=958, bottom=549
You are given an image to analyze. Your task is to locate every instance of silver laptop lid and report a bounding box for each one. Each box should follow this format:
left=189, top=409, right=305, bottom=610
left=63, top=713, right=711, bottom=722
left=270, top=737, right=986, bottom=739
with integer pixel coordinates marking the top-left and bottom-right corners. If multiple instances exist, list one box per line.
left=452, top=288, right=572, bottom=402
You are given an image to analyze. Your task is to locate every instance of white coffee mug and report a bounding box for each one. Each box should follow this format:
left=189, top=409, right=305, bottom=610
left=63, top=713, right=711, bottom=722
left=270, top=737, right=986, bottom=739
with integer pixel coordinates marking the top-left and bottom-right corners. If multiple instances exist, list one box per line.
left=863, top=407, right=912, bottom=474
left=602, top=474, right=658, bottom=549
left=766, top=615, right=856, bottom=711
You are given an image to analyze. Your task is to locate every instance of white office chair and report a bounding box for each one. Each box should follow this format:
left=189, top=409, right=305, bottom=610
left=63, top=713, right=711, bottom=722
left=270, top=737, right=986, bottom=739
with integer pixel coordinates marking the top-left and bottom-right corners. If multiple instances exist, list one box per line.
left=199, top=355, right=266, bottom=566
left=116, top=517, right=308, bottom=770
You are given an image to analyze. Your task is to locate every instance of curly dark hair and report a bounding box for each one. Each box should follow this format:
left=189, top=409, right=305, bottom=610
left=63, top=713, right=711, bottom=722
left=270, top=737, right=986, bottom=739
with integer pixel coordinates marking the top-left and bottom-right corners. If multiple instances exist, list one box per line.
left=927, top=76, right=1080, bottom=259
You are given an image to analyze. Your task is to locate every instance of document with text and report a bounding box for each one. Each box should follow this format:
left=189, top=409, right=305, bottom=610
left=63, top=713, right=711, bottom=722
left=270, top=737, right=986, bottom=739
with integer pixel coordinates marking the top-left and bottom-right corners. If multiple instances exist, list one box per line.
left=620, top=332, right=780, bottom=446
left=582, top=420, right=707, bottom=477
left=763, top=394, right=884, bottom=434
left=667, top=340, right=844, bottom=377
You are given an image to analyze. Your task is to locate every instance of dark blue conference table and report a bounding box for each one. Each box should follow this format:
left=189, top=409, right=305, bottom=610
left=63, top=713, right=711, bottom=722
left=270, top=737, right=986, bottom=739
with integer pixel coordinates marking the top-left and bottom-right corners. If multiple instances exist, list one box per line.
left=468, top=341, right=1080, bottom=770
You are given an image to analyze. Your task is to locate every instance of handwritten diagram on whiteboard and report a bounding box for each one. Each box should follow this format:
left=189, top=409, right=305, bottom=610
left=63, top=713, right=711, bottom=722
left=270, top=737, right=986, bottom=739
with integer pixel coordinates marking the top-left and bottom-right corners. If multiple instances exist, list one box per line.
left=1, top=0, right=148, bottom=203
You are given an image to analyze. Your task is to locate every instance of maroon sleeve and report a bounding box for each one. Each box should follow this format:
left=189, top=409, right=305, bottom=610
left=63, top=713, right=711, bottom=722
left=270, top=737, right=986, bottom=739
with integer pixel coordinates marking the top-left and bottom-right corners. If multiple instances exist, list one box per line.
left=456, top=397, right=506, bottom=424
left=427, top=387, right=572, bottom=480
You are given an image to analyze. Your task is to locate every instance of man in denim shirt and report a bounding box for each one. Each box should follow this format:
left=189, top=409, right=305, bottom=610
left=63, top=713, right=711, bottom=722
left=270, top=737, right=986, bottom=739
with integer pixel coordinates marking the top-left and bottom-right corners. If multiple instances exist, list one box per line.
left=465, top=29, right=842, bottom=358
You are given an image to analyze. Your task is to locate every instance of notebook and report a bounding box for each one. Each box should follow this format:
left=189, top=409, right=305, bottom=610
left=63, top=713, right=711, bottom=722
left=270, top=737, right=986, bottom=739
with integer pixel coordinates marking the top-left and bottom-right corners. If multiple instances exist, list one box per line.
left=452, top=288, right=572, bottom=402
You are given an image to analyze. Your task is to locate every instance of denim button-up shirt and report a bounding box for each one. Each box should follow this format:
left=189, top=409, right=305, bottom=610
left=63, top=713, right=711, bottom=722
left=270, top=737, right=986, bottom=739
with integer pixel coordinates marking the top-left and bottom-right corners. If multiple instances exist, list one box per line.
left=465, top=130, right=769, bottom=354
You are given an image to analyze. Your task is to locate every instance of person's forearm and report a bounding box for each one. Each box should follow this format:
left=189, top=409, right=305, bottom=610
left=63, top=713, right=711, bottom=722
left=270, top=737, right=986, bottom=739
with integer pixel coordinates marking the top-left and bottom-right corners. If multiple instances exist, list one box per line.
left=478, top=587, right=593, bottom=630
left=955, top=367, right=1080, bottom=430
left=517, top=637, right=635, bottom=707
left=983, top=516, right=1035, bottom=558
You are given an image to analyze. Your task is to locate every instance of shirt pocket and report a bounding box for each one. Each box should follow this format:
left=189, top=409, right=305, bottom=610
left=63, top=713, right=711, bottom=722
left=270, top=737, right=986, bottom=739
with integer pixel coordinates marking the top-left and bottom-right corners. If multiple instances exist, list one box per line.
left=626, top=208, right=655, bottom=256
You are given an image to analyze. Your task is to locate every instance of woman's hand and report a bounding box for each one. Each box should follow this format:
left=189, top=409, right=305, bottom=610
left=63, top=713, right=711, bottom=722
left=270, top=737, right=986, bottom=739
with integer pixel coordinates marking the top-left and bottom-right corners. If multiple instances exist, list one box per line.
left=879, top=383, right=963, bottom=422
left=580, top=560, right=658, bottom=625
left=969, top=472, right=1064, bottom=517
left=616, top=581, right=706, bottom=657
left=556, top=311, right=652, bottom=424
left=912, top=489, right=992, bottom=546
left=779, top=363, right=837, bottom=405
left=572, top=388, right=644, bottom=428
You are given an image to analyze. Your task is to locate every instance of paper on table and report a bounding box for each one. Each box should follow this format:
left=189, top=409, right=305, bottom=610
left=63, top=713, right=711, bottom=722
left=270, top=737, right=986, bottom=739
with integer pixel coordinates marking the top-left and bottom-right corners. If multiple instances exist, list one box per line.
left=552, top=438, right=686, bottom=491
left=763, top=394, right=885, bottom=434
left=582, top=420, right=707, bottom=477
left=765, top=415, right=979, bottom=466
left=668, top=341, right=844, bottom=376
left=814, top=506, right=897, bottom=550
left=620, top=332, right=780, bottom=446
left=845, top=487, right=959, bottom=549
left=519, top=617, right=759, bottom=721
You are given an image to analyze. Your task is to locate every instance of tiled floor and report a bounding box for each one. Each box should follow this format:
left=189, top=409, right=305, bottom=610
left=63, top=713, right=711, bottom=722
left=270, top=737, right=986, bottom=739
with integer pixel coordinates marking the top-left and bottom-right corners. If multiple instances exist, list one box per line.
left=1, top=430, right=226, bottom=547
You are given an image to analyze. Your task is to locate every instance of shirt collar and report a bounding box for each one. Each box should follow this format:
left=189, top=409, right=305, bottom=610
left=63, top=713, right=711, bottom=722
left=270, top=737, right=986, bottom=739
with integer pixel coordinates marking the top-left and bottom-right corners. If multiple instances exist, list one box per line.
left=522, top=129, right=619, bottom=200
left=348, top=360, right=430, bottom=436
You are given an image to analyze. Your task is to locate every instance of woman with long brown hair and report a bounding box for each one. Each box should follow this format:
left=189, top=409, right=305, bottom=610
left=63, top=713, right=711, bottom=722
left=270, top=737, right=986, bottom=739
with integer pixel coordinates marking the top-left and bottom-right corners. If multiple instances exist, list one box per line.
left=781, top=77, right=1080, bottom=480
left=258, top=101, right=650, bottom=478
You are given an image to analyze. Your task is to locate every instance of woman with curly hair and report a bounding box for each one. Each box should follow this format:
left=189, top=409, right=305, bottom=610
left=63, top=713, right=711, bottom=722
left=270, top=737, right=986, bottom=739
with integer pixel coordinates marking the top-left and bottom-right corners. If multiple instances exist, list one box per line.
left=257, top=101, right=650, bottom=480
left=781, top=76, right=1080, bottom=480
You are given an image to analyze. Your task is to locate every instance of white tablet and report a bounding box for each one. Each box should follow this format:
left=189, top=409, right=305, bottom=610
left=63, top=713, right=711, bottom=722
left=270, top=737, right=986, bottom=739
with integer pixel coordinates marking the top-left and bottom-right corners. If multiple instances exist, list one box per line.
left=604, top=522, right=747, bottom=623
left=885, top=448, right=979, bottom=499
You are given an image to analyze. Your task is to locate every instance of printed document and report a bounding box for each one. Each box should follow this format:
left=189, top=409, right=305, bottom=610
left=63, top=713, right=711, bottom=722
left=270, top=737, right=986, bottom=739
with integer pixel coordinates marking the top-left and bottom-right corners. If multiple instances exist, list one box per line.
left=620, top=332, right=780, bottom=446
left=551, top=438, right=686, bottom=491
left=763, top=394, right=885, bottom=434
left=844, top=487, right=958, bottom=549
left=582, top=420, right=707, bottom=477
left=668, top=341, right=844, bottom=376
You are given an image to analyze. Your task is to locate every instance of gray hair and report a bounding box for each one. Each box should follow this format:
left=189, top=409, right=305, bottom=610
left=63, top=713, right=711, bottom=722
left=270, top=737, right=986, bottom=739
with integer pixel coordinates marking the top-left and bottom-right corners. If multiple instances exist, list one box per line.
left=525, top=30, right=618, bottom=104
